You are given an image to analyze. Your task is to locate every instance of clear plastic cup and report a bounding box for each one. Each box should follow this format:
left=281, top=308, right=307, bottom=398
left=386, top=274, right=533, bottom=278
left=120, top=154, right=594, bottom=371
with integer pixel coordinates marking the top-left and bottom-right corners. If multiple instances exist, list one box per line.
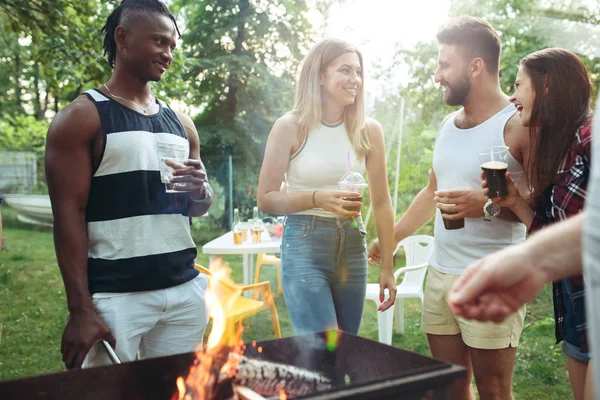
left=338, top=172, right=368, bottom=212
left=160, top=157, right=192, bottom=193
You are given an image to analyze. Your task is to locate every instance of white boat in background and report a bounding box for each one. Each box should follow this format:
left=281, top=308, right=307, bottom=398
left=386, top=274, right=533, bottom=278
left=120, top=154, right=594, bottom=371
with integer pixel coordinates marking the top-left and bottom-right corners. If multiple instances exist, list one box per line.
left=2, top=194, right=53, bottom=227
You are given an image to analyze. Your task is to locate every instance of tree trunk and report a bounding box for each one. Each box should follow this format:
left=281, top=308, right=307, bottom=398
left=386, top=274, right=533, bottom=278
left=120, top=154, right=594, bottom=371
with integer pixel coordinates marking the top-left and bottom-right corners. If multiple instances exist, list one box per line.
left=220, top=0, right=248, bottom=229
left=15, top=53, right=24, bottom=113
left=33, top=63, right=42, bottom=119
left=223, top=0, right=248, bottom=122
left=41, top=89, right=48, bottom=120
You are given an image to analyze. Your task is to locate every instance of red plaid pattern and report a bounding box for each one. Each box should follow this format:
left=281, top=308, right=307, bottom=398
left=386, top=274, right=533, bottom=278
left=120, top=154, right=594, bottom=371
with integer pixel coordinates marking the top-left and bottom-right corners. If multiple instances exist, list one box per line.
left=529, top=119, right=592, bottom=353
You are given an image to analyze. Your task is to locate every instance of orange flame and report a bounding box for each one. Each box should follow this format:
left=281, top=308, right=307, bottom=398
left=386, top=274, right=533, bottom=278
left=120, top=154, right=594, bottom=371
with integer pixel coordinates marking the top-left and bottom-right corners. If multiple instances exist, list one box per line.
left=175, top=259, right=246, bottom=399
left=279, top=389, right=288, bottom=400
left=176, top=377, right=186, bottom=400
left=204, top=261, right=243, bottom=349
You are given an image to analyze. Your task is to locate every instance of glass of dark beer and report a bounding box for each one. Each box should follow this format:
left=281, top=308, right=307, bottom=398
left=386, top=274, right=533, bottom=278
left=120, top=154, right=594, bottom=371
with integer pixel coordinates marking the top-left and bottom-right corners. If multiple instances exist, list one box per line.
left=440, top=209, right=464, bottom=230
left=479, top=146, right=509, bottom=198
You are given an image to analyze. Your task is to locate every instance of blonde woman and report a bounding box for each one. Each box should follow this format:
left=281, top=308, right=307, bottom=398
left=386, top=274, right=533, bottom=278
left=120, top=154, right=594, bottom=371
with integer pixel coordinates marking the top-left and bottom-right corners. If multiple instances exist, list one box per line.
left=257, top=38, right=396, bottom=335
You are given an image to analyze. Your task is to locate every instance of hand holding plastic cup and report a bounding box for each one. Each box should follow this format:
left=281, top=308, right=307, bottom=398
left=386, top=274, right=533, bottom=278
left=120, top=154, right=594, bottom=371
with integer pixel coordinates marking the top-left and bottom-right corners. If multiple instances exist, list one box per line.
left=160, top=157, right=192, bottom=193
left=478, top=146, right=509, bottom=199
left=338, top=172, right=368, bottom=212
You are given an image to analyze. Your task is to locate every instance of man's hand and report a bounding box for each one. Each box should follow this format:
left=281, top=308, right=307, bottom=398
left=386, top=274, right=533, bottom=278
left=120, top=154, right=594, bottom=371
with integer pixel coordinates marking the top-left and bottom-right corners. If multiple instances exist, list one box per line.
left=168, top=159, right=208, bottom=201
left=378, top=268, right=397, bottom=312
left=368, top=239, right=382, bottom=265
left=447, top=243, right=547, bottom=323
left=434, top=188, right=487, bottom=219
left=61, top=309, right=115, bottom=369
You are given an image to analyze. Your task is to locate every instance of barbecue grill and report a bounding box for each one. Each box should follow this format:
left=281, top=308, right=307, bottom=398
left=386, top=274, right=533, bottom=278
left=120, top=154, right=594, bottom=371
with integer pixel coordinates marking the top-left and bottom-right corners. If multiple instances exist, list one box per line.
left=0, top=332, right=465, bottom=399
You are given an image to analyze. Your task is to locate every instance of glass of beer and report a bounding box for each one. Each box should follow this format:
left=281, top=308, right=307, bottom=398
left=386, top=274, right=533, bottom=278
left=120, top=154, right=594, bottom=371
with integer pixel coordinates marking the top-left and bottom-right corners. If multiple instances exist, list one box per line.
left=239, top=223, right=249, bottom=243
left=252, top=227, right=262, bottom=244
left=440, top=209, right=464, bottom=230
left=479, top=146, right=509, bottom=198
left=233, top=230, right=243, bottom=245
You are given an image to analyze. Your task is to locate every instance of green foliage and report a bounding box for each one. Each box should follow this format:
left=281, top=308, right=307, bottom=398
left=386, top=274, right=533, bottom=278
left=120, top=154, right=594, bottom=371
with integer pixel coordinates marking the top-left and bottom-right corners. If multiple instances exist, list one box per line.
left=0, top=115, right=48, bottom=154
left=0, top=1, right=112, bottom=120
left=168, top=0, right=316, bottom=226
left=0, top=114, right=50, bottom=189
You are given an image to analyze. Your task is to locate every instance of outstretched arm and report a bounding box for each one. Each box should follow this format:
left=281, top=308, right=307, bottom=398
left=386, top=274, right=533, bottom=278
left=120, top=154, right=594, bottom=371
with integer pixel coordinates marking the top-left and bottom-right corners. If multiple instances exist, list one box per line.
left=448, top=212, right=584, bottom=322
left=365, top=119, right=396, bottom=311
left=368, top=169, right=437, bottom=265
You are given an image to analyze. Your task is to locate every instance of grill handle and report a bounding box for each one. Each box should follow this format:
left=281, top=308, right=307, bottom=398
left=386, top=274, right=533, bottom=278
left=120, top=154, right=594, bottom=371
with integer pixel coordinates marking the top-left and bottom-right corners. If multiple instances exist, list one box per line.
left=101, top=340, right=122, bottom=364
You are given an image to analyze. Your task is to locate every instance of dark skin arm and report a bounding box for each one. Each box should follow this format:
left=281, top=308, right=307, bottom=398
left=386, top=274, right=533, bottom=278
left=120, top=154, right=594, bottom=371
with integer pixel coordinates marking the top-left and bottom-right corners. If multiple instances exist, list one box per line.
left=173, top=111, right=213, bottom=216
left=45, top=96, right=115, bottom=370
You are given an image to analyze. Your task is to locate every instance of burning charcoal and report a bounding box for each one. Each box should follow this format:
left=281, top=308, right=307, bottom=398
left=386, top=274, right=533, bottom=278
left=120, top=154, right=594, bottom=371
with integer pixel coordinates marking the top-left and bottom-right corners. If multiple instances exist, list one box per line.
left=225, top=353, right=332, bottom=397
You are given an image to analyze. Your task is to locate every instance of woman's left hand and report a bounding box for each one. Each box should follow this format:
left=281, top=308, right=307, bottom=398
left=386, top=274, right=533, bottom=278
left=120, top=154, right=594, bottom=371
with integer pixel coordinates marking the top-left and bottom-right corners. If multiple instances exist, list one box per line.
left=378, top=269, right=397, bottom=312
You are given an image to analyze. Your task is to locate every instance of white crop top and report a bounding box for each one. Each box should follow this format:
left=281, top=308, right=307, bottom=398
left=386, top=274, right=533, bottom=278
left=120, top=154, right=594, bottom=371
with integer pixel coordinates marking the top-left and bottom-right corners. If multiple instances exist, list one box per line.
left=285, top=121, right=366, bottom=218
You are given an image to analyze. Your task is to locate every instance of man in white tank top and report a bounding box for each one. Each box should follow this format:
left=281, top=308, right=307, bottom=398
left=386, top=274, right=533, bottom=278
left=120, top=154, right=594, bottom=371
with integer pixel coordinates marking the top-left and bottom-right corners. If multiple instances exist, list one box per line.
left=369, top=17, right=531, bottom=400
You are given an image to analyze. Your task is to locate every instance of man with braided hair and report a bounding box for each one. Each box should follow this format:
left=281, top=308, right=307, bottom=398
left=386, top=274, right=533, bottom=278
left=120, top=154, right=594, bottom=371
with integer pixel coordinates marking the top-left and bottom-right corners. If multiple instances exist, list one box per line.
left=46, top=0, right=212, bottom=369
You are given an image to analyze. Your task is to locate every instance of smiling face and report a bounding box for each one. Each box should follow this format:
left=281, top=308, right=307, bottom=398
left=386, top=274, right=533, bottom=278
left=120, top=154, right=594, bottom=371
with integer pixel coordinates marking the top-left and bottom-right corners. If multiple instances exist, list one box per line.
left=117, top=12, right=178, bottom=82
left=434, top=44, right=472, bottom=106
left=320, top=51, right=362, bottom=108
left=509, top=66, right=536, bottom=126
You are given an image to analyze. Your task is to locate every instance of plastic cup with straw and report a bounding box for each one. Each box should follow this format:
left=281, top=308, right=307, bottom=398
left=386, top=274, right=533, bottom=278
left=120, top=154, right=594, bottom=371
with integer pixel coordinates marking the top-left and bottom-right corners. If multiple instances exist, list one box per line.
left=338, top=151, right=367, bottom=212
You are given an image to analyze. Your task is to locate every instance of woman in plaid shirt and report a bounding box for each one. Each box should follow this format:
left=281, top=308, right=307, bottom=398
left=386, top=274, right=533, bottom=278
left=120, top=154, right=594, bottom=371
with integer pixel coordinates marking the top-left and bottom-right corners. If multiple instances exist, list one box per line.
left=483, top=48, right=594, bottom=400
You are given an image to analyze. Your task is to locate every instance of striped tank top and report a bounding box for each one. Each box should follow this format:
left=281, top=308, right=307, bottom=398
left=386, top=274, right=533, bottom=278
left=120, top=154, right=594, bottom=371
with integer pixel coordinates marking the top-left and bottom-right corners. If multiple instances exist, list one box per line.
left=83, top=89, right=198, bottom=294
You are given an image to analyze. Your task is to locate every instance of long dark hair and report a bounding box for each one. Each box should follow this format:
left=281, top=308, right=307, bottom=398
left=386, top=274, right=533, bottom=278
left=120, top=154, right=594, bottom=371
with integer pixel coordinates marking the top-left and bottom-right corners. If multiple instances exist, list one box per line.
left=522, top=48, right=593, bottom=195
left=102, top=0, right=181, bottom=68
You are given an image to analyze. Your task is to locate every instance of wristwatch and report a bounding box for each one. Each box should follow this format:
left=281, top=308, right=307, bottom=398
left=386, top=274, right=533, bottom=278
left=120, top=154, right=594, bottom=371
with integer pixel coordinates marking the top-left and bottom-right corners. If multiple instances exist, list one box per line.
left=483, top=198, right=501, bottom=221
left=190, top=182, right=212, bottom=204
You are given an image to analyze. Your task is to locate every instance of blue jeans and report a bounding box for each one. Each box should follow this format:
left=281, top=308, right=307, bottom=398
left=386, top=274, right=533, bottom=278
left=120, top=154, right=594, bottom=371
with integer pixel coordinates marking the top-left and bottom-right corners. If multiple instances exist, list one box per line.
left=281, top=214, right=368, bottom=335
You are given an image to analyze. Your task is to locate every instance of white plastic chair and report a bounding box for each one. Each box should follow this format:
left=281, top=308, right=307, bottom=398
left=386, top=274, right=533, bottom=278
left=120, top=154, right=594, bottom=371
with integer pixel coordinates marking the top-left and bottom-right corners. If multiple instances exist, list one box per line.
left=365, top=235, right=434, bottom=345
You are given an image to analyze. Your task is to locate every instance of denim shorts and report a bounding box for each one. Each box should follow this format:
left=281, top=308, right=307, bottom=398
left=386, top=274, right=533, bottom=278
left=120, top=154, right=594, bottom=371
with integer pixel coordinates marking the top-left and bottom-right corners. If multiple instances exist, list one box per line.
left=280, top=214, right=368, bottom=335
left=562, top=279, right=590, bottom=363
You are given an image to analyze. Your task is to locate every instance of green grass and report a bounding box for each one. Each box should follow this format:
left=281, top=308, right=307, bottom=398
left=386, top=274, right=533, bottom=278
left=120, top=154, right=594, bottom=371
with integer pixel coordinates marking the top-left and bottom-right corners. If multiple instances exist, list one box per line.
left=0, top=210, right=572, bottom=399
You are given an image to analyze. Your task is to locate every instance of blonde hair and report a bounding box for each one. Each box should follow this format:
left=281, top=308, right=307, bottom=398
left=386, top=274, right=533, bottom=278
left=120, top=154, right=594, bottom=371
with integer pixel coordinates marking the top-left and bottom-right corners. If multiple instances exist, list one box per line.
left=293, top=38, right=370, bottom=159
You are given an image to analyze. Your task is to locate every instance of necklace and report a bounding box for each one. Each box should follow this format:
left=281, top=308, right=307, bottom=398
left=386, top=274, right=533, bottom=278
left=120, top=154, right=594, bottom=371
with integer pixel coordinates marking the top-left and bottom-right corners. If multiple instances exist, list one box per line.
left=322, top=117, right=344, bottom=126
left=103, top=84, right=155, bottom=114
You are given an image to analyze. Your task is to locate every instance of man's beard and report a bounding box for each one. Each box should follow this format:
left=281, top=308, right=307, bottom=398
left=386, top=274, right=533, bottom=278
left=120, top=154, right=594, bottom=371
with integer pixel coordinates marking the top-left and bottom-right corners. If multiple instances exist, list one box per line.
left=444, top=74, right=471, bottom=106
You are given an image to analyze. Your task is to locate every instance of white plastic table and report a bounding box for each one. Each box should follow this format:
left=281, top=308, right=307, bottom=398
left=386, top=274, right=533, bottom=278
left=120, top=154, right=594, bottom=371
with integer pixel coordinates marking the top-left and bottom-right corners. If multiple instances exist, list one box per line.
left=201, top=231, right=281, bottom=297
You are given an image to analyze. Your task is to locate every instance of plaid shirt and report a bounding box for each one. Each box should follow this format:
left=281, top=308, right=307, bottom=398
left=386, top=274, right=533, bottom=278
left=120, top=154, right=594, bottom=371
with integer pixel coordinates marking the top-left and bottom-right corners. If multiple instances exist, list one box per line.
left=529, top=119, right=592, bottom=352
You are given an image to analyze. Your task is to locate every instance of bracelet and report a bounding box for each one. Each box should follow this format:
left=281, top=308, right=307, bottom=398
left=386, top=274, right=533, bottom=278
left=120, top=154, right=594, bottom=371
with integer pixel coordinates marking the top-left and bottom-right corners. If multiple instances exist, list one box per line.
left=312, top=190, right=317, bottom=208
left=190, top=182, right=212, bottom=203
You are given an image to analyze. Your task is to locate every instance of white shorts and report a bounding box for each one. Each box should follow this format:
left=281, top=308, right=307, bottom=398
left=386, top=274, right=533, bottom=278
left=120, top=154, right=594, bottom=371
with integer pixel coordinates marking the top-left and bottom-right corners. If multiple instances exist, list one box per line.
left=82, top=274, right=209, bottom=367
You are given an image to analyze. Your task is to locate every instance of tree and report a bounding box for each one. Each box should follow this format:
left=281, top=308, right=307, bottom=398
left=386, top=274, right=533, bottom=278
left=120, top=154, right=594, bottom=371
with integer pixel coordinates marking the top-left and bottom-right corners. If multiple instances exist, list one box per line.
left=168, top=0, right=318, bottom=226
left=0, top=1, right=112, bottom=120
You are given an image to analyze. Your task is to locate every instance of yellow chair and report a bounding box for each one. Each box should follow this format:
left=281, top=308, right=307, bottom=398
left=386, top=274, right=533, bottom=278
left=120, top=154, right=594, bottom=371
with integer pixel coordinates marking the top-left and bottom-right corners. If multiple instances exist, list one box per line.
left=253, top=253, right=282, bottom=300
left=195, top=264, right=282, bottom=339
